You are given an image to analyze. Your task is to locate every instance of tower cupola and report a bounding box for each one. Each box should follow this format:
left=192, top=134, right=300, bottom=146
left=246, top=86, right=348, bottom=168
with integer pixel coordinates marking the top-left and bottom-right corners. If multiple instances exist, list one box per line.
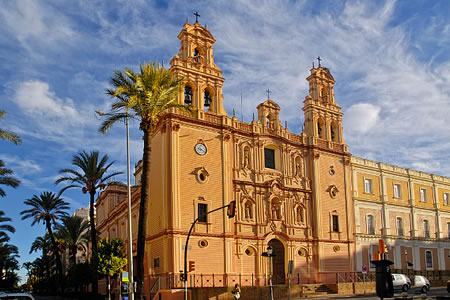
left=170, top=21, right=227, bottom=115
left=302, top=62, right=346, bottom=145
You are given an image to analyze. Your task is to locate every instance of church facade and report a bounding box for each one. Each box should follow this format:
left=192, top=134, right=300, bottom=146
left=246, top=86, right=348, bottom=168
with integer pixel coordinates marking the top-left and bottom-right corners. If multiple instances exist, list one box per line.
left=95, top=20, right=450, bottom=297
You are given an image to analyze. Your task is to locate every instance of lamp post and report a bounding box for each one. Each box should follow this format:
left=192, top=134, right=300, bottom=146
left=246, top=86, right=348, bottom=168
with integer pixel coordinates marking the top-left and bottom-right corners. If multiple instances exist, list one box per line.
left=404, top=250, right=408, bottom=278
left=96, top=110, right=134, bottom=300
left=262, top=245, right=275, bottom=300
left=108, top=259, right=112, bottom=300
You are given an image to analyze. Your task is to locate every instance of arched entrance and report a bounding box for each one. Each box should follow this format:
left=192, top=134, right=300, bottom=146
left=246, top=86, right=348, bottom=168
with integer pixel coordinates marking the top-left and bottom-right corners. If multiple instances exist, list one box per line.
left=269, top=239, right=285, bottom=284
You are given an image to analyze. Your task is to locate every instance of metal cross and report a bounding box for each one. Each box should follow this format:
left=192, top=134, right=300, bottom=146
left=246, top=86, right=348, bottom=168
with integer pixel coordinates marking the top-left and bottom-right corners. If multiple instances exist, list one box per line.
left=266, top=89, right=271, bottom=99
left=317, top=56, right=322, bottom=67
left=194, top=11, right=200, bottom=23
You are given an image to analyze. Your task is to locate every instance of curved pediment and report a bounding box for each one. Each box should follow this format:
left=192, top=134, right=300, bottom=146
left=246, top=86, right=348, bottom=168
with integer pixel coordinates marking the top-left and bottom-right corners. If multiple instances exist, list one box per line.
left=257, top=99, right=280, bottom=110
left=178, top=22, right=216, bottom=42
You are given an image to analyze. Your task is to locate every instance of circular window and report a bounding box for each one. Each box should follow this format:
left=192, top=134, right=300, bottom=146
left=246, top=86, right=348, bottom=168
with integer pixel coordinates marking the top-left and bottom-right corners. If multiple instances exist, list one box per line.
left=333, top=245, right=341, bottom=252
left=196, top=169, right=209, bottom=184
left=199, top=240, right=208, bottom=248
left=298, top=248, right=306, bottom=256
left=245, top=247, right=254, bottom=256
left=329, top=168, right=335, bottom=175
left=199, top=173, right=206, bottom=181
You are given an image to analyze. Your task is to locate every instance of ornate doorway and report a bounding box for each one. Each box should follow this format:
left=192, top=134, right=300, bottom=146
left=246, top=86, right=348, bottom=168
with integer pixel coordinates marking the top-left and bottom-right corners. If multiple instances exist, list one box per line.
left=269, top=239, right=285, bottom=284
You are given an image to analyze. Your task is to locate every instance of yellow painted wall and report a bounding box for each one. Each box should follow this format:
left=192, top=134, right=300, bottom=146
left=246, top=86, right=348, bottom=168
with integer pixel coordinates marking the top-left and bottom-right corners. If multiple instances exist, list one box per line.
left=385, top=178, right=408, bottom=204
left=178, top=125, right=225, bottom=234
left=357, top=172, right=380, bottom=201
left=414, top=184, right=434, bottom=208
left=438, top=187, right=450, bottom=211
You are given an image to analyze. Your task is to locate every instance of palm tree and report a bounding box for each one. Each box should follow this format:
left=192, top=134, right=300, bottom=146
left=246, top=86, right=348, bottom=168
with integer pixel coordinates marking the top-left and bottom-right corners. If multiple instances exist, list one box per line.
left=0, top=160, right=20, bottom=198
left=0, top=109, right=21, bottom=198
left=56, top=215, right=90, bottom=267
left=0, top=110, right=21, bottom=145
left=30, top=235, right=52, bottom=281
left=20, top=191, right=69, bottom=283
left=0, top=243, right=19, bottom=289
left=99, top=61, right=191, bottom=299
left=0, top=210, right=15, bottom=244
left=55, top=151, right=122, bottom=294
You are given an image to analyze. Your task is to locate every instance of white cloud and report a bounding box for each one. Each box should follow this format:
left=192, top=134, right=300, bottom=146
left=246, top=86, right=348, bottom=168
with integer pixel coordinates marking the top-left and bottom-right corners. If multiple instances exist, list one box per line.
left=0, top=0, right=77, bottom=53
left=14, top=80, right=83, bottom=132
left=345, top=103, right=381, bottom=134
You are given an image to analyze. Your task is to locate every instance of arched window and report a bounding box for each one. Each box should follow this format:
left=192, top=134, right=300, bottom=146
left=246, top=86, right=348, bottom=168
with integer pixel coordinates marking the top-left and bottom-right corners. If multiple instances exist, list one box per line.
left=396, top=217, right=404, bottom=236
left=366, top=215, right=375, bottom=235
left=330, top=121, right=338, bottom=142
left=184, top=86, right=193, bottom=105
left=266, top=115, right=274, bottom=129
left=204, top=90, right=212, bottom=107
left=193, top=48, right=200, bottom=63
left=423, top=220, right=430, bottom=238
left=425, top=250, right=433, bottom=269
left=317, top=118, right=325, bottom=138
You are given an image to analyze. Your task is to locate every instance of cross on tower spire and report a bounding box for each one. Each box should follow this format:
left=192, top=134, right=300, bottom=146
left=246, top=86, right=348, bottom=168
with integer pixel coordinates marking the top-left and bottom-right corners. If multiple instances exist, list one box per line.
left=193, top=11, right=200, bottom=23
left=317, top=56, right=322, bottom=67
left=266, top=89, right=271, bottom=99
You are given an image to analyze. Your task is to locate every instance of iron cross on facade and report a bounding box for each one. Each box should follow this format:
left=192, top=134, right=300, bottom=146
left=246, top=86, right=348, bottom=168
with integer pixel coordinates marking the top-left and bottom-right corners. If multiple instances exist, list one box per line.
left=317, top=56, right=322, bottom=67
left=266, top=89, right=271, bottom=99
left=193, top=11, right=200, bottom=23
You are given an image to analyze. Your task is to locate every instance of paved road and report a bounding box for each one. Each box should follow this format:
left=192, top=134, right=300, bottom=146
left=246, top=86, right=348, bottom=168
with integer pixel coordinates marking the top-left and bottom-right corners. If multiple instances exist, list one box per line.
left=283, top=286, right=449, bottom=300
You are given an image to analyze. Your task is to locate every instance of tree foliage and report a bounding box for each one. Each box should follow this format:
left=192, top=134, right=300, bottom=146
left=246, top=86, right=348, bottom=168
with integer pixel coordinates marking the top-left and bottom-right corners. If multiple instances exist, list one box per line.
left=56, top=150, right=122, bottom=294
left=96, top=238, right=127, bottom=278
left=100, top=61, right=192, bottom=299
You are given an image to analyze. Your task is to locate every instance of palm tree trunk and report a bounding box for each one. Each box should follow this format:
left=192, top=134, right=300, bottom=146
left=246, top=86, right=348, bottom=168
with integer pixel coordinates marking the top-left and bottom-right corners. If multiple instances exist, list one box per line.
left=43, top=252, right=50, bottom=282
left=135, top=122, right=152, bottom=300
left=71, top=245, right=77, bottom=267
left=89, top=191, right=98, bottom=294
left=46, top=221, right=64, bottom=289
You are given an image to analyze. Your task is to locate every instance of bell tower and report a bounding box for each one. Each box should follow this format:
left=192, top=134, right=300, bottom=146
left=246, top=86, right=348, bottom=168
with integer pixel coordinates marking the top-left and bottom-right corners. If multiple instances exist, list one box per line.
left=170, top=20, right=227, bottom=115
left=302, top=62, right=345, bottom=145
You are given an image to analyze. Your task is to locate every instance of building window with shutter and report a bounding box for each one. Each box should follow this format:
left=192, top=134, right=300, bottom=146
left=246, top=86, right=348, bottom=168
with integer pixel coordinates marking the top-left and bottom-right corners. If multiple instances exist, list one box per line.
left=444, top=193, right=449, bottom=206
left=364, top=178, right=373, bottom=194
left=393, top=184, right=401, bottom=199
left=420, top=188, right=427, bottom=202
left=264, top=148, right=275, bottom=169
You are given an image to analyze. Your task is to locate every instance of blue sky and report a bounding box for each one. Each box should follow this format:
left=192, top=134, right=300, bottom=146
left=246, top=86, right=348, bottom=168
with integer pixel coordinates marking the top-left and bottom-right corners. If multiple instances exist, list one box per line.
left=1, top=0, right=449, bottom=282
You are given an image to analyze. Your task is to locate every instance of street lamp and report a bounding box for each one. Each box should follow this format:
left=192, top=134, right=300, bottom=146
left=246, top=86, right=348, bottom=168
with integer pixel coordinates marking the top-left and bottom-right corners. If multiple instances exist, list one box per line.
left=404, top=250, right=408, bottom=278
left=96, top=110, right=134, bottom=300
left=262, top=245, right=275, bottom=300
left=108, top=259, right=112, bottom=300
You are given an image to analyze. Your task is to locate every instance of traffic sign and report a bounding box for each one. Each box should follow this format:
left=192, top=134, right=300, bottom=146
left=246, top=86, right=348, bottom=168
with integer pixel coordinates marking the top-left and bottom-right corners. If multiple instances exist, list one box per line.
left=362, top=265, right=367, bottom=273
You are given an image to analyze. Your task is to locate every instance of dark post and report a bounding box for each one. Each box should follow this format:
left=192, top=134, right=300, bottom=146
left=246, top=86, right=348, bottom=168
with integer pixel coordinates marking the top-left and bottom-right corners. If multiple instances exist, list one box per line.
left=372, top=259, right=394, bottom=299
